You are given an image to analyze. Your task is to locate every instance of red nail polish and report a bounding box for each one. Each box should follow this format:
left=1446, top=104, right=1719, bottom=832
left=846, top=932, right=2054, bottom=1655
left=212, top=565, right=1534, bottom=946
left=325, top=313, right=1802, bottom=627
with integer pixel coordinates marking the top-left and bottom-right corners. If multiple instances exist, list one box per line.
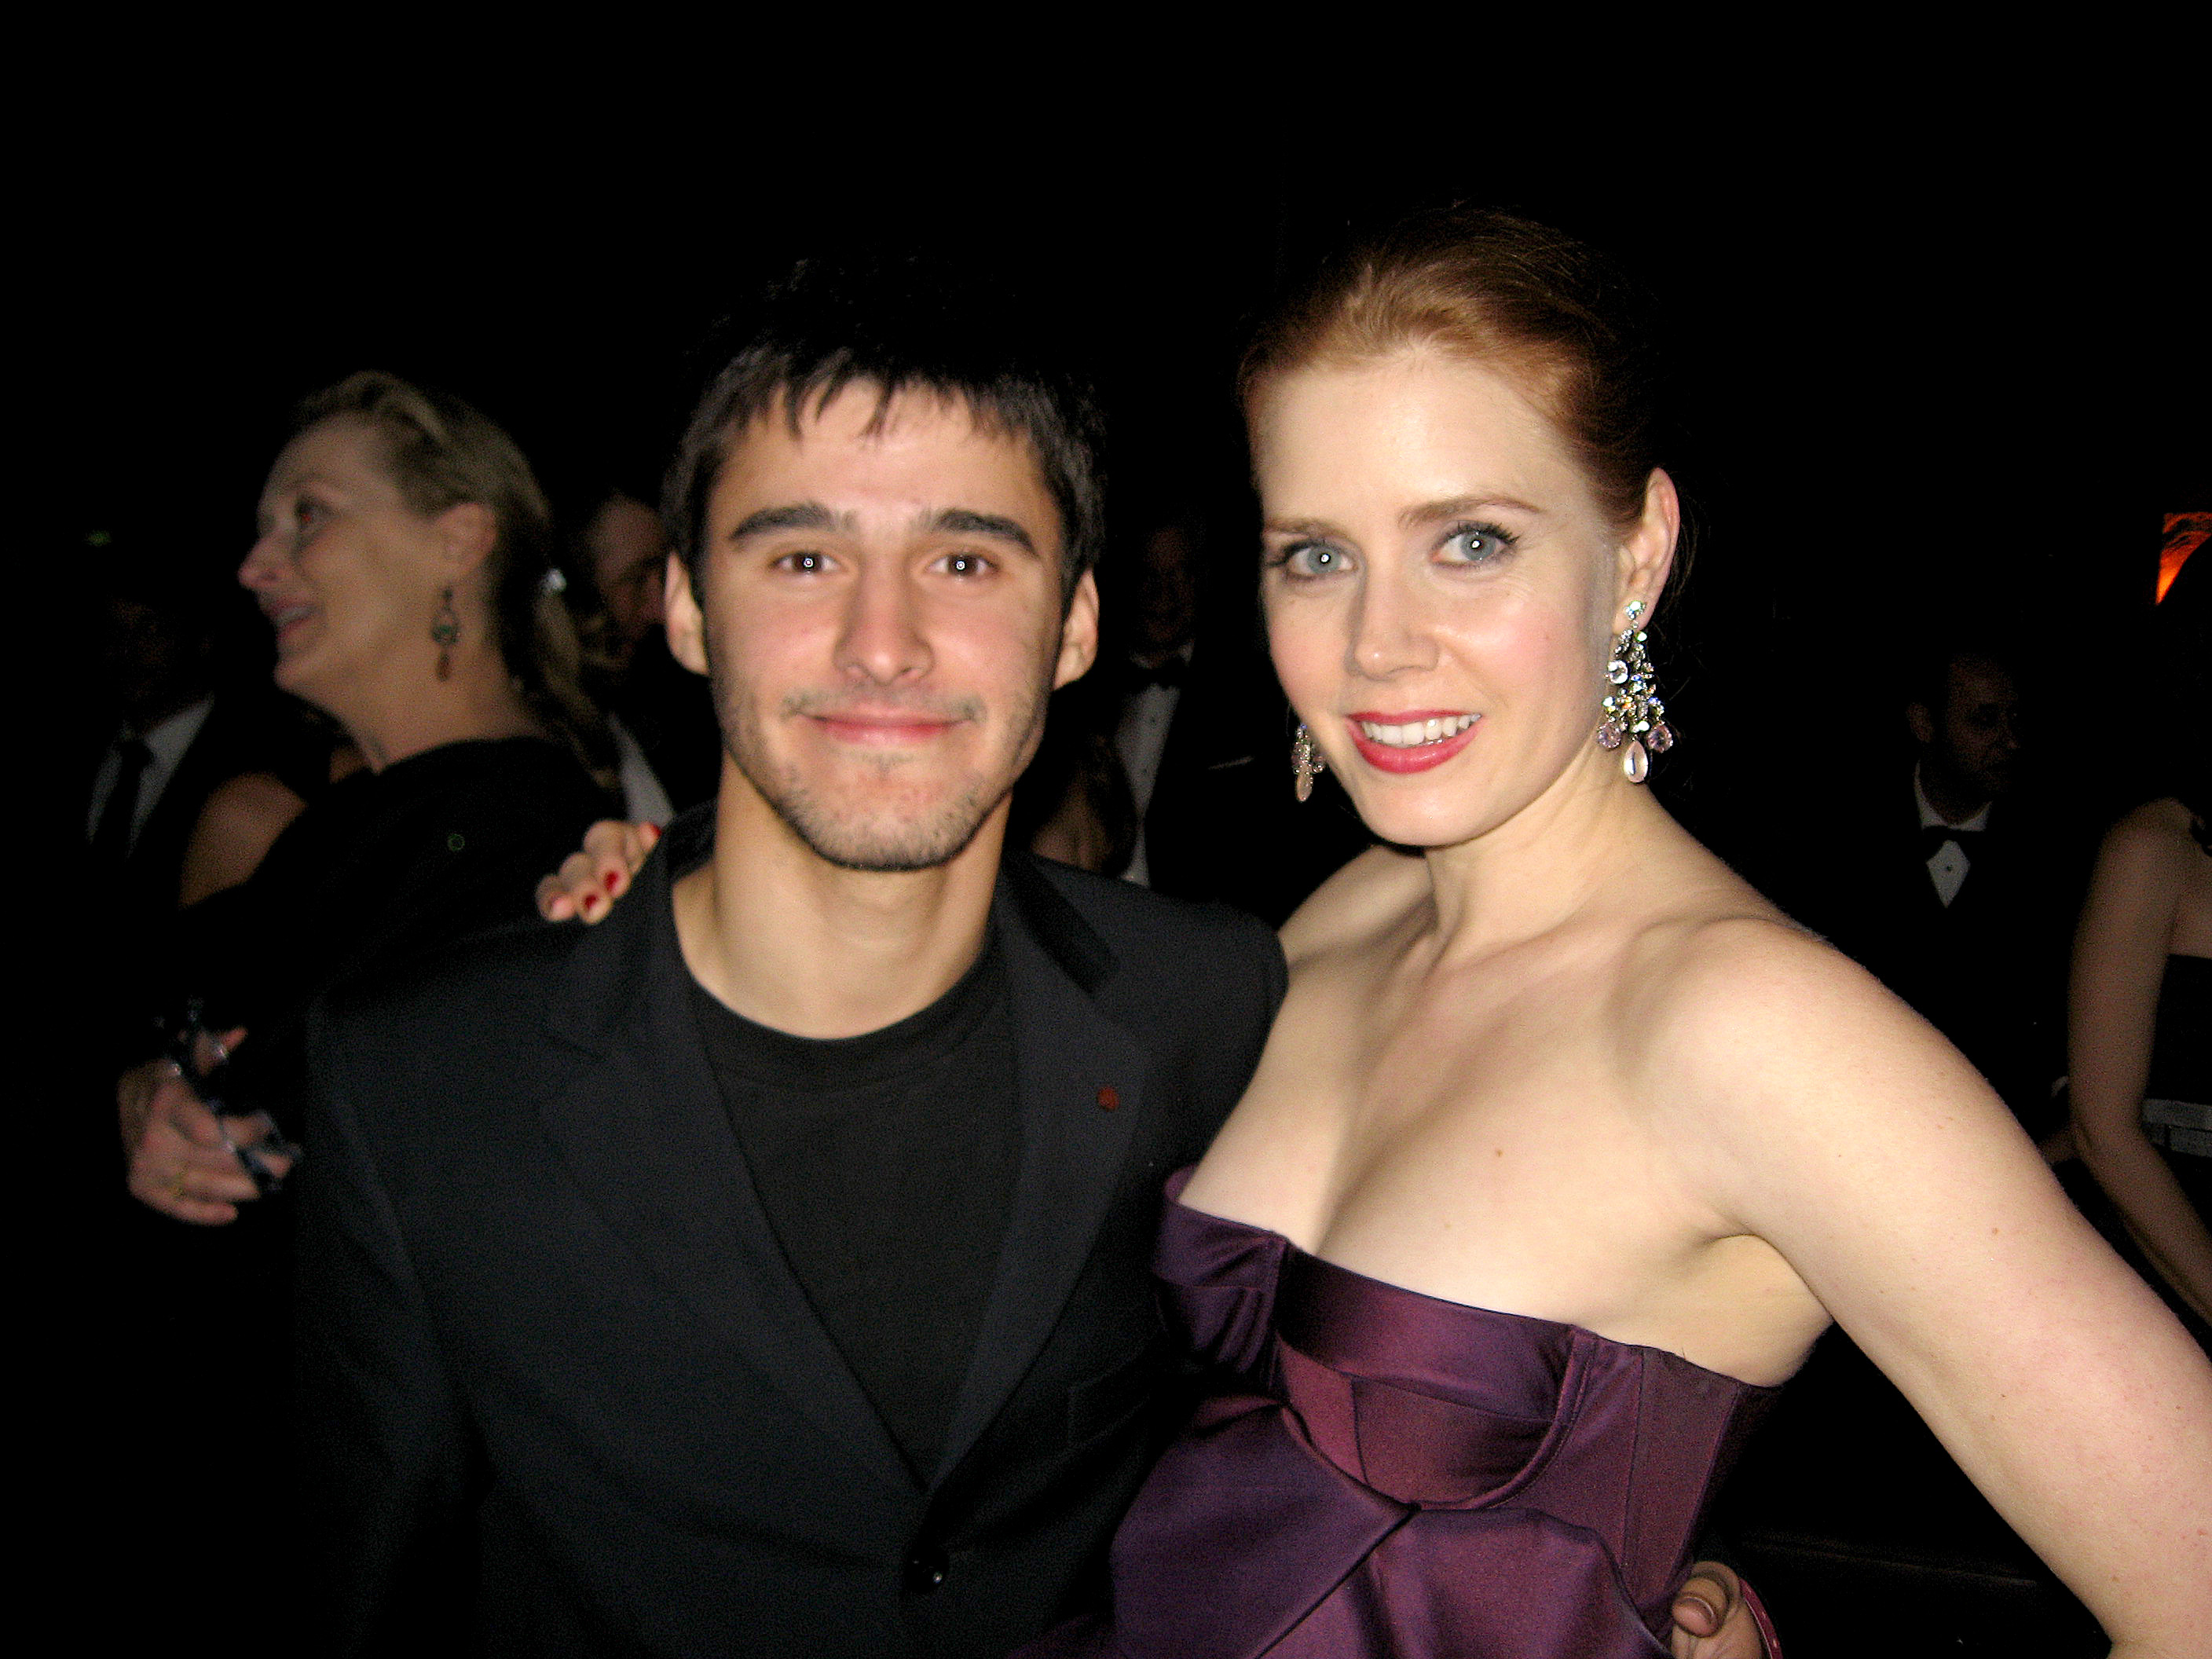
left=604, top=870, right=621, bottom=893
left=582, top=893, right=601, bottom=915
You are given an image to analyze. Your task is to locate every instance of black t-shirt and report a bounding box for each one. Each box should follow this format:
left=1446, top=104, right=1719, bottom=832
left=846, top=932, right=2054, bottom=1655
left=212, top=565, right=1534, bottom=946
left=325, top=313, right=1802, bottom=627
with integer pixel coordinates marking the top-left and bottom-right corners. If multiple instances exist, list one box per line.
left=686, top=932, right=1020, bottom=1481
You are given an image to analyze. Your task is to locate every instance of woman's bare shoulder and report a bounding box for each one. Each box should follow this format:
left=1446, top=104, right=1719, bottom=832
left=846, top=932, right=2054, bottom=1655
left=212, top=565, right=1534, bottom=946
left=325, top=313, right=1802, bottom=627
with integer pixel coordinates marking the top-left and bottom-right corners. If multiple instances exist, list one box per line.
left=179, top=771, right=310, bottom=906
left=2104, top=796, right=2200, bottom=862
left=1627, top=902, right=1994, bottom=1142
left=1279, top=844, right=1426, bottom=965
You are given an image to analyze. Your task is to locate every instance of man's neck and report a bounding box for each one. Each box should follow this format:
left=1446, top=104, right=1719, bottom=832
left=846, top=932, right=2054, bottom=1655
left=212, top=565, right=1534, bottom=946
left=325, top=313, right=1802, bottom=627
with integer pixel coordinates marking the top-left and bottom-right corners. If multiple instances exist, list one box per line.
left=673, top=764, right=1005, bottom=1040
left=1915, top=760, right=1992, bottom=828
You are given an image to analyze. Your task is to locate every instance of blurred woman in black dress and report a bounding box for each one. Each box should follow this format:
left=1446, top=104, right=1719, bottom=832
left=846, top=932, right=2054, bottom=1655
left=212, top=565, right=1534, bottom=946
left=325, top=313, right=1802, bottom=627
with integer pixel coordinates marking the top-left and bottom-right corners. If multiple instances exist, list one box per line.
left=119, top=372, right=617, bottom=1221
left=105, top=375, right=617, bottom=1643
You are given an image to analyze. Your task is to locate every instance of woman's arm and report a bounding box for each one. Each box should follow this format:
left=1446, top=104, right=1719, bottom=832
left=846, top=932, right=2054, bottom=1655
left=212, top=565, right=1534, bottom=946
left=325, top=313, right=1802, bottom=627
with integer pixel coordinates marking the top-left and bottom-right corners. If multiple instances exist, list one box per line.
left=177, top=771, right=309, bottom=907
left=1649, top=924, right=2212, bottom=1658
left=2069, top=805, right=2212, bottom=1324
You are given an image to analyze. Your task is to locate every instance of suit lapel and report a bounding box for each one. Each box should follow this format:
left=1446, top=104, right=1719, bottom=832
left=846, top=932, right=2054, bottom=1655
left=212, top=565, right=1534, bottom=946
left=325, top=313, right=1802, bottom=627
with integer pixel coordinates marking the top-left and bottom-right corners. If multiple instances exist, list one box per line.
left=932, top=859, right=1150, bottom=1485
left=534, top=851, right=914, bottom=1496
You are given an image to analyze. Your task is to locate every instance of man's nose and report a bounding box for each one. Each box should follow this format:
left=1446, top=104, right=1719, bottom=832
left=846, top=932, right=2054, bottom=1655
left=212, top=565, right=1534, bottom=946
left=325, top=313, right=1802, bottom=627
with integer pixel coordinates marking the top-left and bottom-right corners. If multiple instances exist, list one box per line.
left=833, top=566, right=932, bottom=685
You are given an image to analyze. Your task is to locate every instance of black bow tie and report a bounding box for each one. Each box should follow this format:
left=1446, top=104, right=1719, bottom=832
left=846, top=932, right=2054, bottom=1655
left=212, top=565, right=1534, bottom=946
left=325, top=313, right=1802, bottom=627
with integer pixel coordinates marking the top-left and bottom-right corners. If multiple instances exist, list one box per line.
left=1922, top=823, right=1983, bottom=856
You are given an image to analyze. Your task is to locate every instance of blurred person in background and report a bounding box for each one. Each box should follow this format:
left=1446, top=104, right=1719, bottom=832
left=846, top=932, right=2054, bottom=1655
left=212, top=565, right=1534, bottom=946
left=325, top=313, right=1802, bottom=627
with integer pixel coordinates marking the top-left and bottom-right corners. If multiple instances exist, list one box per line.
left=562, top=479, right=722, bottom=815
left=106, top=374, right=617, bottom=1650
left=2068, top=551, right=2212, bottom=1340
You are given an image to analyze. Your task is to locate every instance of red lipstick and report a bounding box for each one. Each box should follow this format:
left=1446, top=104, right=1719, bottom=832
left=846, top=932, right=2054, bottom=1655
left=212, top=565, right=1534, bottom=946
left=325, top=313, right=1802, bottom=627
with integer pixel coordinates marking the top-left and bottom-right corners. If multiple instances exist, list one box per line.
left=1342, top=711, right=1481, bottom=775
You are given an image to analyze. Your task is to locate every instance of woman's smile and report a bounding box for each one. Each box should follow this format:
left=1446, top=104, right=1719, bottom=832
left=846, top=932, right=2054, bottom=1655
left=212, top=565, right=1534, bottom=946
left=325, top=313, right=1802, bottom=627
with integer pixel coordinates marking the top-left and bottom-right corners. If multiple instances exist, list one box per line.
left=1346, top=710, right=1481, bottom=772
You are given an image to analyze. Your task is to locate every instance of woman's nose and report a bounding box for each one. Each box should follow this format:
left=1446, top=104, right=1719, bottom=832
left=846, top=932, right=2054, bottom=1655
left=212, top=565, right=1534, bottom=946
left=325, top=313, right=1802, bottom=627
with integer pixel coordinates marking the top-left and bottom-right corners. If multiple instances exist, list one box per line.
left=239, top=532, right=281, bottom=591
left=1347, top=571, right=1436, bottom=680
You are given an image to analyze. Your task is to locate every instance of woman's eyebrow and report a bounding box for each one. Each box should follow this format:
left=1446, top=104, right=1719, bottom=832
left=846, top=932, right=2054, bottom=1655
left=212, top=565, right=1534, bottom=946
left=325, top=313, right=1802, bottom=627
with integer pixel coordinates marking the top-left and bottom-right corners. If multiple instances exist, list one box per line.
left=1400, top=494, right=1542, bottom=529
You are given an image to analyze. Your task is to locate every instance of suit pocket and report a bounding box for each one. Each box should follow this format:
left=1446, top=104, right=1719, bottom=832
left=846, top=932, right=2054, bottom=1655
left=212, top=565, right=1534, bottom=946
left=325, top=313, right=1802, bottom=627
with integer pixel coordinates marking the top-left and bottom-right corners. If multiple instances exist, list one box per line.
left=1066, top=1340, right=1177, bottom=1448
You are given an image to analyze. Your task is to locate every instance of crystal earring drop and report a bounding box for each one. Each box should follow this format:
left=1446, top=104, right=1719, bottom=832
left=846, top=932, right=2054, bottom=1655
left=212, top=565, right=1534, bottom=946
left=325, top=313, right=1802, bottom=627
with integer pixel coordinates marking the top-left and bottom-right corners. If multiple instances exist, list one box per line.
left=1594, top=599, right=1672, bottom=784
left=1291, top=723, right=1325, bottom=803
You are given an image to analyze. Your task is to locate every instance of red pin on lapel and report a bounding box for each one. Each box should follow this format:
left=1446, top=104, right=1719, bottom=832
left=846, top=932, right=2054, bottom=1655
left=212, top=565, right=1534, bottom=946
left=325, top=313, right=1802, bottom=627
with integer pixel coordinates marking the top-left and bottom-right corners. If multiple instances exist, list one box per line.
left=1096, top=1085, right=1120, bottom=1111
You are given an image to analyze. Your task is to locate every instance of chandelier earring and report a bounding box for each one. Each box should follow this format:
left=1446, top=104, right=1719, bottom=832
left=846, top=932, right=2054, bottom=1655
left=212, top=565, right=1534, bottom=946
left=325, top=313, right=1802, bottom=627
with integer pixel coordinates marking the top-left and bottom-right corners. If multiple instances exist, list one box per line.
left=1594, top=599, right=1673, bottom=785
left=431, top=586, right=461, bottom=682
left=1291, top=723, right=1326, bottom=803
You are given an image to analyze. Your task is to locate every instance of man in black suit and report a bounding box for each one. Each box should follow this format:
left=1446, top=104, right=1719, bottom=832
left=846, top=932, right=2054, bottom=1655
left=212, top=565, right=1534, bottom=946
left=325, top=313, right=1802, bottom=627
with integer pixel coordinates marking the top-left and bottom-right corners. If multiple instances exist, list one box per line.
left=293, top=268, right=1286, bottom=1657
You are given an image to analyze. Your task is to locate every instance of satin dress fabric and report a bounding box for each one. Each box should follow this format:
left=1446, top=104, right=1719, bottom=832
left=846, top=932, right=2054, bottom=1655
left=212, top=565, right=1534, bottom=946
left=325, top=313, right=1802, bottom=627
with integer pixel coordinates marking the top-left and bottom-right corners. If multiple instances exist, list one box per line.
left=1026, top=1171, right=1780, bottom=1658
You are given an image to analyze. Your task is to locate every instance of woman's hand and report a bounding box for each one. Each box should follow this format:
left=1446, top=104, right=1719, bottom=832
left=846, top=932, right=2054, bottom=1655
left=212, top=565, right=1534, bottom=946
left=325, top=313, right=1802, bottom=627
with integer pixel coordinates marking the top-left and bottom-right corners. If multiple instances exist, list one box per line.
left=119, top=1030, right=292, bottom=1225
left=535, top=820, right=661, bottom=924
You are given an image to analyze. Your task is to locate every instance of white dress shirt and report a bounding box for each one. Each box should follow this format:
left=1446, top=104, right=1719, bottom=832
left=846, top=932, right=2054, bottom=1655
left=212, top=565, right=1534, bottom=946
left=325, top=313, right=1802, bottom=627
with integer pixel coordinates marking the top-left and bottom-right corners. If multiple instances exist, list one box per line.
left=1113, top=643, right=1194, bottom=888
left=84, top=697, right=214, bottom=855
left=1914, top=767, right=1991, bottom=908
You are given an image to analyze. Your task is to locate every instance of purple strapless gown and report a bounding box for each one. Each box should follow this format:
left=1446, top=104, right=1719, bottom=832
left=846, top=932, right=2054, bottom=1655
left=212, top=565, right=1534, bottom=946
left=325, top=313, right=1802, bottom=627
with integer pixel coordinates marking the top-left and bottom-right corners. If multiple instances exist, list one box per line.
left=1024, top=1173, right=1781, bottom=1657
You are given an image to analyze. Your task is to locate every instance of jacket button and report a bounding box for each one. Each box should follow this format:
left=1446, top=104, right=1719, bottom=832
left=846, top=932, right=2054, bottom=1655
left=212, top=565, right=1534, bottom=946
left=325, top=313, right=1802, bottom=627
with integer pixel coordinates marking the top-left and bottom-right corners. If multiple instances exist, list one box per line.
left=1097, top=1085, right=1119, bottom=1111
left=902, top=1544, right=948, bottom=1595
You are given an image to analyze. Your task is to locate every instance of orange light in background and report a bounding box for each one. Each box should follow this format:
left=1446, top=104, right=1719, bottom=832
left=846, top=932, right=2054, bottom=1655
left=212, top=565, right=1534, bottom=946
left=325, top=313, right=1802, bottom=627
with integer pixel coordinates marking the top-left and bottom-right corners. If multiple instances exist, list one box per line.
left=2160, top=511, right=2209, bottom=602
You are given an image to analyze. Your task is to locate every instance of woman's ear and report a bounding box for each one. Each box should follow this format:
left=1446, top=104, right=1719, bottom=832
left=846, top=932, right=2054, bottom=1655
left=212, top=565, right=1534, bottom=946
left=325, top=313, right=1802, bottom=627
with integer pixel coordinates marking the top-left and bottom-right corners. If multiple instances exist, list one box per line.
left=1616, top=469, right=1680, bottom=620
left=434, top=501, right=500, bottom=578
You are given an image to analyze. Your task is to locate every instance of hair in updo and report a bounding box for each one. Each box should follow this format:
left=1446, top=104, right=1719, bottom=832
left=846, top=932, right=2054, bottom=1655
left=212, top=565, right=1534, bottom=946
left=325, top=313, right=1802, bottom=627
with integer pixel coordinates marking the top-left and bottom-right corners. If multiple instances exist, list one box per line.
left=1240, top=207, right=1664, bottom=533
left=292, top=371, right=616, bottom=793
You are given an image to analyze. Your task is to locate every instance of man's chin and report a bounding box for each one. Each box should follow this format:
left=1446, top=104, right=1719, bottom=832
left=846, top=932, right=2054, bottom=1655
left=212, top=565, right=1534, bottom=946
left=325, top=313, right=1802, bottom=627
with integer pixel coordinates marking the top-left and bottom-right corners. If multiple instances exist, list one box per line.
left=767, top=789, right=999, bottom=875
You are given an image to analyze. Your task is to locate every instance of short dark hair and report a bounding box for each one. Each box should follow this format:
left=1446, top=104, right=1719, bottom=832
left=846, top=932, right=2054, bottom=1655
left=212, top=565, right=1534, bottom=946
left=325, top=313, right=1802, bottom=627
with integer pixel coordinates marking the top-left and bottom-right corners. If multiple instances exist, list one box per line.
left=665, top=258, right=1105, bottom=602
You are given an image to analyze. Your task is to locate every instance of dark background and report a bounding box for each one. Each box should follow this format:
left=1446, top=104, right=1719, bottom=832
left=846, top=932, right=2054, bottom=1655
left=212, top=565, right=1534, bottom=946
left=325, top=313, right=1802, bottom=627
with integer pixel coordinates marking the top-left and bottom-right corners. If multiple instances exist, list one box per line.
left=40, top=106, right=2206, bottom=841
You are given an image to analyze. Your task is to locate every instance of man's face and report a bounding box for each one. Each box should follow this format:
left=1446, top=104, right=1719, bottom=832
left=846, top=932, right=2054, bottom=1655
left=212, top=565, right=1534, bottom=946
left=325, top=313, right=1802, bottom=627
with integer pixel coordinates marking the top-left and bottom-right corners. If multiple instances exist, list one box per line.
left=585, top=496, right=669, bottom=663
left=667, top=385, right=1097, bottom=872
left=1918, top=655, right=2023, bottom=803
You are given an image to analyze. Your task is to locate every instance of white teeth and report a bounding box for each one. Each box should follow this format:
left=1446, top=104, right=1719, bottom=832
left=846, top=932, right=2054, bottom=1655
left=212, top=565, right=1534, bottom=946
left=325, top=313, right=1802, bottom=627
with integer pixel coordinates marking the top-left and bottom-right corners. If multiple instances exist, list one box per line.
left=1357, top=714, right=1476, bottom=747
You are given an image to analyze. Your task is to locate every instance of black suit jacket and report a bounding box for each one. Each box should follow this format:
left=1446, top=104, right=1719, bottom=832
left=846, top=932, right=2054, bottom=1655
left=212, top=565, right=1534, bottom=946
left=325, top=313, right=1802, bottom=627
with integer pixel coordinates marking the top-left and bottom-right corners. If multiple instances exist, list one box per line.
left=296, top=831, right=1285, bottom=1658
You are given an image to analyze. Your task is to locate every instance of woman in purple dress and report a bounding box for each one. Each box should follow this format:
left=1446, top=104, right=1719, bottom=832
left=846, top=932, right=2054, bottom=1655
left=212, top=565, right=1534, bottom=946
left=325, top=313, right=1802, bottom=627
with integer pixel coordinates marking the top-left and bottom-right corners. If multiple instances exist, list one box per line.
left=1023, top=211, right=2212, bottom=1657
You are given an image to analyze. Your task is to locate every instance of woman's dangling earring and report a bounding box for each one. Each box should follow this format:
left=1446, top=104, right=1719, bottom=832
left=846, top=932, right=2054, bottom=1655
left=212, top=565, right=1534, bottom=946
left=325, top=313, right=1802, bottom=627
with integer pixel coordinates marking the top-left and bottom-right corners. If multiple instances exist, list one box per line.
left=1594, top=599, right=1672, bottom=785
left=431, top=587, right=461, bottom=683
left=1291, top=723, right=1325, bottom=803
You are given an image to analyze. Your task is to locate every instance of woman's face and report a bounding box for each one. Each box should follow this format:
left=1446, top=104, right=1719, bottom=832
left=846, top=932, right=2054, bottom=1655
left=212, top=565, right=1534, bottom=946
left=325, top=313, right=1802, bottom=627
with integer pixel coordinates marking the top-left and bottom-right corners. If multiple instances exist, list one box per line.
left=239, top=419, right=459, bottom=714
left=1253, top=351, right=1672, bottom=852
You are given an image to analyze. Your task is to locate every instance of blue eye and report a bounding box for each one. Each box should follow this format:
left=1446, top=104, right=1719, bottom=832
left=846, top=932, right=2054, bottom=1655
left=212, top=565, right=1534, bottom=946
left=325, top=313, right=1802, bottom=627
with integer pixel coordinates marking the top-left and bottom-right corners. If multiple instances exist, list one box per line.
left=1277, top=540, right=1351, bottom=580
left=1441, top=523, right=1513, bottom=564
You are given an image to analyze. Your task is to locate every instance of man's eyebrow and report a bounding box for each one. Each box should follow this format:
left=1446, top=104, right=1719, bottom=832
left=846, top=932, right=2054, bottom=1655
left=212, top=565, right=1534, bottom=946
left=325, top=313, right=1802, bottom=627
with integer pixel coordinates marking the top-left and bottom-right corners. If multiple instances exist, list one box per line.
left=728, top=502, right=846, bottom=542
left=925, top=507, right=1036, bottom=555
left=1400, top=494, right=1542, bottom=529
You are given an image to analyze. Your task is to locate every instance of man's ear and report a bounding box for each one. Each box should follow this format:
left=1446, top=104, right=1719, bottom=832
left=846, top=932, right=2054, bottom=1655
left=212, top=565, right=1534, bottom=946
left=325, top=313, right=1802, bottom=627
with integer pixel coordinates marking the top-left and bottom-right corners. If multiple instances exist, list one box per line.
left=1906, top=701, right=1936, bottom=748
left=665, top=553, right=710, bottom=677
left=1054, top=569, right=1100, bottom=690
left=1615, top=469, right=1679, bottom=620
